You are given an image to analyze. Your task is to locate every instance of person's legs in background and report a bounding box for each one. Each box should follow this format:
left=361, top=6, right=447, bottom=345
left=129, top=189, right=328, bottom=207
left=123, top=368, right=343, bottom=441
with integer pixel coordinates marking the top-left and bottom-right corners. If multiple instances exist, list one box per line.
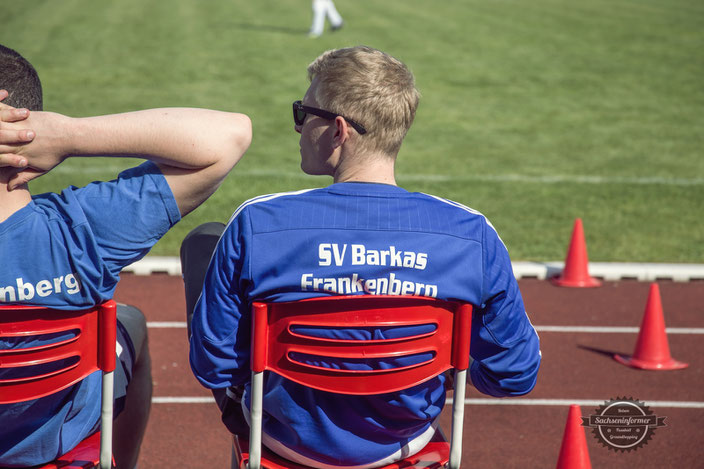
left=179, top=222, right=248, bottom=436
left=310, top=0, right=343, bottom=37
left=309, top=0, right=327, bottom=38
left=180, top=221, right=225, bottom=338
left=324, top=0, right=344, bottom=31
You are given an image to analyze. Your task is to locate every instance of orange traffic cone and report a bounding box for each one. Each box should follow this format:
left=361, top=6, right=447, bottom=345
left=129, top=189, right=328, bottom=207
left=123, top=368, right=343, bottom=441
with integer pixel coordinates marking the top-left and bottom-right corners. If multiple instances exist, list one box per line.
left=551, top=218, right=601, bottom=287
left=614, top=283, right=688, bottom=370
left=556, top=405, right=592, bottom=469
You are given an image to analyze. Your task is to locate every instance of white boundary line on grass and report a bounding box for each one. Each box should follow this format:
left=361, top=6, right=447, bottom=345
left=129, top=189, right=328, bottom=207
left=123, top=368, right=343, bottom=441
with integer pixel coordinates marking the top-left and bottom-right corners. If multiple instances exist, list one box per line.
left=126, top=256, right=704, bottom=282
left=53, top=164, right=704, bottom=187
left=240, top=170, right=704, bottom=187
left=396, top=173, right=704, bottom=187
left=151, top=396, right=704, bottom=409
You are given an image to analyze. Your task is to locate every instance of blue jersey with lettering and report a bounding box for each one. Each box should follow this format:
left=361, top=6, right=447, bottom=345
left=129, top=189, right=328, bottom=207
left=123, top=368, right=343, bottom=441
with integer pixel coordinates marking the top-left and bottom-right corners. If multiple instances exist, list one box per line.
left=190, top=182, right=541, bottom=467
left=0, top=162, right=180, bottom=466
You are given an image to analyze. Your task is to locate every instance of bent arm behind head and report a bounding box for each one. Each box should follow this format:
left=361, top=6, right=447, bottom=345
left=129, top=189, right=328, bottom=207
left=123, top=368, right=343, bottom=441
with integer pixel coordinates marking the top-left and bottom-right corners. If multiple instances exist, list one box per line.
left=4, top=107, right=252, bottom=216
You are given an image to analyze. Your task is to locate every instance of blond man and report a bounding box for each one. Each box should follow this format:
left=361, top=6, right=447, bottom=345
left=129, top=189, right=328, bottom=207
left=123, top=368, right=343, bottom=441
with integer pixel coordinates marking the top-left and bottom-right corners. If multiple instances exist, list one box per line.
left=185, top=46, right=540, bottom=468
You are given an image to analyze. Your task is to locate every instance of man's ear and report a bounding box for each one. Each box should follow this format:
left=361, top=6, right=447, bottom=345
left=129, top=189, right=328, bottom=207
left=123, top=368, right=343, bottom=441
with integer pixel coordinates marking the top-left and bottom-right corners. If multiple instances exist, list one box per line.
left=332, top=116, right=349, bottom=149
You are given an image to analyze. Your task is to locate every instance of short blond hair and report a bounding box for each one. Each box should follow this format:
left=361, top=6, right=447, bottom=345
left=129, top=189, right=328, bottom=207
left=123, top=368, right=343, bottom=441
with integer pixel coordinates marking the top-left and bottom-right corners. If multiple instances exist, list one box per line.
left=307, top=46, right=419, bottom=157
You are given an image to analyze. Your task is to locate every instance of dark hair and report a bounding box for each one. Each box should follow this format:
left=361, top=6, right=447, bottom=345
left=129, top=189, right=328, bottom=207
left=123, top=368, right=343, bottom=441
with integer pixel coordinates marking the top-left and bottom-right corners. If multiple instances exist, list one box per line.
left=0, top=44, right=43, bottom=111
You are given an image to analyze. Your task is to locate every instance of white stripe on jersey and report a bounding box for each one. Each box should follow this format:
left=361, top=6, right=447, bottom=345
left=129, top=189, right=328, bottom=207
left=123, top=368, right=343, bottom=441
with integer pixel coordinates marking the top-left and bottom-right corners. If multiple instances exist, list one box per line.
left=189, top=188, right=319, bottom=320
left=421, top=193, right=506, bottom=246
left=225, top=188, right=319, bottom=227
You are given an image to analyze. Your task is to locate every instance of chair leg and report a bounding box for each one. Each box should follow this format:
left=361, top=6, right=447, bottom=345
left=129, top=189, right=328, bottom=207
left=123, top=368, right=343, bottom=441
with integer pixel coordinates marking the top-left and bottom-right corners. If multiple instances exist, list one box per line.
left=100, top=371, right=114, bottom=469
left=248, top=371, right=264, bottom=469
left=449, top=369, right=467, bottom=469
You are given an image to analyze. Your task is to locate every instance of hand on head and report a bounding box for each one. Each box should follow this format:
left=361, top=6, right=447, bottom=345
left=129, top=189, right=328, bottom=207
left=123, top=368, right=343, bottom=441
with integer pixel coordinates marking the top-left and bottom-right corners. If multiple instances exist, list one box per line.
left=0, top=89, right=64, bottom=189
left=0, top=90, right=34, bottom=172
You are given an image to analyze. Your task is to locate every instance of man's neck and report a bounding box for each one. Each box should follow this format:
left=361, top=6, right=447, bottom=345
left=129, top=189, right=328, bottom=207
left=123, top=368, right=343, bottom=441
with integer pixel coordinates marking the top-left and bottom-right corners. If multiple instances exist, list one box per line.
left=332, top=151, right=397, bottom=185
left=0, top=184, right=32, bottom=223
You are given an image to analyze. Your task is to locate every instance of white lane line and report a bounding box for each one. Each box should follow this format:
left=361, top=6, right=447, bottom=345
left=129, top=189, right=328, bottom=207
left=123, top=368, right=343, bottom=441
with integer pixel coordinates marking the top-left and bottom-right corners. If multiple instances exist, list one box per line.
left=152, top=396, right=215, bottom=404
left=148, top=321, right=187, bottom=328
left=151, top=396, right=704, bottom=409
left=147, top=322, right=704, bottom=334
left=125, top=257, right=704, bottom=282
left=534, top=326, right=704, bottom=334
left=450, top=398, right=704, bottom=409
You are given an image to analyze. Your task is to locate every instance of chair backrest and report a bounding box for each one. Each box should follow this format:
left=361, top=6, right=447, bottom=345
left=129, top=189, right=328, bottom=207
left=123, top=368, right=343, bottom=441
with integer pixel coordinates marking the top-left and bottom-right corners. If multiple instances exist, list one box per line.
left=0, top=300, right=117, bottom=469
left=245, top=295, right=472, bottom=469
left=251, top=295, right=472, bottom=394
left=0, top=300, right=117, bottom=403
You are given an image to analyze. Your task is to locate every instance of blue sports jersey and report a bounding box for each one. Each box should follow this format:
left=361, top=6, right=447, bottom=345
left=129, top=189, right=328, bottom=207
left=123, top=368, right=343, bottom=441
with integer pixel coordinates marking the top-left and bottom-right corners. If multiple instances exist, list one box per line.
left=0, top=162, right=180, bottom=466
left=190, top=182, right=541, bottom=467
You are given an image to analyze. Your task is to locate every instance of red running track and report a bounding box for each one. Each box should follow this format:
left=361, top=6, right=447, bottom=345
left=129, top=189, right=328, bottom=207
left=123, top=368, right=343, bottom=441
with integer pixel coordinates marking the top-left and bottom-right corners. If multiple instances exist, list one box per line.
left=114, top=274, right=704, bottom=468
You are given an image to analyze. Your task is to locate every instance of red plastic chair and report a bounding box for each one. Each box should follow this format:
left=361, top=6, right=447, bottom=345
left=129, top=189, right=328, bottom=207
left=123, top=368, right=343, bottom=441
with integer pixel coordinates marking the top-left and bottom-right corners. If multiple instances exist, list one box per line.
left=233, top=295, right=473, bottom=469
left=0, top=301, right=117, bottom=469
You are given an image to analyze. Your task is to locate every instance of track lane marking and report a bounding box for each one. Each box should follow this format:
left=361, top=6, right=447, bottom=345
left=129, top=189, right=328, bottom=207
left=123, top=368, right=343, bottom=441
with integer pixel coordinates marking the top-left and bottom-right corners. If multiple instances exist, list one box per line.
left=125, top=257, right=704, bottom=281
left=153, top=396, right=215, bottom=404
left=148, top=321, right=188, bottom=328
left=454, top=399, right=704, bottom=409
left=147, top=322, right=704, bottom=334
left=534, top=326, right=704, bottom=334
left=150, top=396, right=704, bottom=409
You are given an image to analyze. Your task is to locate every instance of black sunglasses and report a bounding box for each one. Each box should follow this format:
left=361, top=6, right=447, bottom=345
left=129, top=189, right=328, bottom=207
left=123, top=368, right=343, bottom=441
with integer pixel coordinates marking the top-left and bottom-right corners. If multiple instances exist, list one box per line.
left=293, top=100, right=367, bottom=135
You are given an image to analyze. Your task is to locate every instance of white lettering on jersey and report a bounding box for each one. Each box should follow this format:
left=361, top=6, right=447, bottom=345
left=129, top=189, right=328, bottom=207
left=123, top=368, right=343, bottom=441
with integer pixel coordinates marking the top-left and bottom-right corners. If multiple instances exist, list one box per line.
left=0, top=273, right=83, bottom=302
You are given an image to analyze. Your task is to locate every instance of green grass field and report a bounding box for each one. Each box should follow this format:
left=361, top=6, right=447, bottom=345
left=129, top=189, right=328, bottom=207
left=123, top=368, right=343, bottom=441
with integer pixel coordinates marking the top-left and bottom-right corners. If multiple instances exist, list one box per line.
left=2, top=0, right=703, bottom=261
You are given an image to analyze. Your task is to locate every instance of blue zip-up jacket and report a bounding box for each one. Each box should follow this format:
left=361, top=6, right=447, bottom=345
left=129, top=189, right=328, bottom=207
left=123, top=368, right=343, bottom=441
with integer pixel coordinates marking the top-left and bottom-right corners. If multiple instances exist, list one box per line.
left=190, top=182, right=540, bottom=467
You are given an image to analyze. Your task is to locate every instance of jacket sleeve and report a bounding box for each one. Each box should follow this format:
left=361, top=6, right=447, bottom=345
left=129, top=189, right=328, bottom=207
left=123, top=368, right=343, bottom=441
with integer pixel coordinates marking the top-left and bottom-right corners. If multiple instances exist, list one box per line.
left=468, top=220, right=541, bottom=397
left=189, top=209, right=252, bottom=389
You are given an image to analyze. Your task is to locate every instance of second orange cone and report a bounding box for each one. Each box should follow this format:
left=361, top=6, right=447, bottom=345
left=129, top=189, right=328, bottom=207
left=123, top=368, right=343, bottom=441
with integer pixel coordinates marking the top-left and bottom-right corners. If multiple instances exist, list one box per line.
left=551, top=218, right=601, bottom=288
